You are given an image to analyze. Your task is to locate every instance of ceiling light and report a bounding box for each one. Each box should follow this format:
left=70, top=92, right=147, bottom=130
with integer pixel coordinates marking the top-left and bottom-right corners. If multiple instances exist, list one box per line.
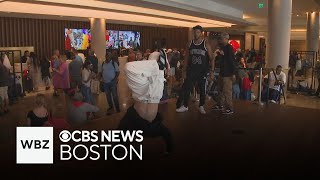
left=32, top=0, right=233, bottom=27
left=291, top=29, right=306, bottom=32
left=0, top=1, right=224, bottom=28
left=296, top=14, right=299, bottom=17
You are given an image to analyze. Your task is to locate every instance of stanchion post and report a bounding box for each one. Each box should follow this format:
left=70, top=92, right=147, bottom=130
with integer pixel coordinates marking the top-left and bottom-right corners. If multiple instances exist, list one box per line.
left=266, top=69, right=271, bottom=106
left=258, top=67, right=263, bottom=105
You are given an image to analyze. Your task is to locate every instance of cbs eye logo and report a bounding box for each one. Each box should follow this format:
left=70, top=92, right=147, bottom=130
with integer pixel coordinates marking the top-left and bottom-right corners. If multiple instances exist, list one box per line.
left=59, top=130, right=71, bottom=142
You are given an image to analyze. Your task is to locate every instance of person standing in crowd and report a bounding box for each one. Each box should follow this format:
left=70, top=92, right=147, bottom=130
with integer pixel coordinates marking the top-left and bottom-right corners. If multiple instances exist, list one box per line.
left=242, top=73, right=252, bottom=100
left=68, top=93, right=99, bottom=125
left=102, top=52, right=120, bottom=114
left=170, top=50, right=180, bottom=81
left=238, top=57, right=247, bottom=97
left=27, top=52, right=41, bottom=92
left=27, top=94, right=49, bottom=126
left=247, top=48, right=257, bottom=68
left=52, top=54, right=70, bottom=93
left=51, top=49, right=60, bottom=96
left=148, top=48, right=160, bottom=61
left=111, top=50, right=120, bottom=66
left=0, top=55, right=9, bottom=115
left=40, top=57, right=51, bottom=90
left=81, top=61, right=95, bottom=104
left=213, top=32, right=236, bottom=115
left=78, top=51, right=86, bottom=64
left=21, top=50, right=30, bottom=63
left=262, top=65, right=286, bottom=103
left=86, top=49, right=99, bottom=74
left=144, top=49, right=151, bottom=60
left=289, top=51, right=298, bottom=88
left=158, top=39, right=170, bottom=104
left=135, top=50, right=144, bottom=61
left=235, top=48, right=244, bottom=64
left=68, top=52, right=82, bottom=91
left=71, top=48, right=84, bottom=64
left=232, top=75, right=241, bottom=100
left=118, top=60, right=173, bottom=155
left=176, top=25, right=214, bottom=114
left=128, top=48, right=136, bottom=62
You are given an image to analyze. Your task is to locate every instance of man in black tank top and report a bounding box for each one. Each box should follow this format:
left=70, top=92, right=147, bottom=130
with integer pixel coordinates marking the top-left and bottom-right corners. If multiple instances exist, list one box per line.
left=176, top=25, right=214, bottom=114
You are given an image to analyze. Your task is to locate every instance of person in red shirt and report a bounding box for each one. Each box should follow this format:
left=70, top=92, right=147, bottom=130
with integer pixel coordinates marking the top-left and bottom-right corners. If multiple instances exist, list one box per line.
left=242, top=72, right=252, bottom=101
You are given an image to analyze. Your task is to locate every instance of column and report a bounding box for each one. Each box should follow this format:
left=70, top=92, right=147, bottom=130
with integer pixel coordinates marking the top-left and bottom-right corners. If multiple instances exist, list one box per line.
left=306, top=12, right=319, bottom=52
left=90, top=18, right=106, bottom=64
left=306, top=12, right=319, bottom=88
left=266, top=0, right=292, bottom=69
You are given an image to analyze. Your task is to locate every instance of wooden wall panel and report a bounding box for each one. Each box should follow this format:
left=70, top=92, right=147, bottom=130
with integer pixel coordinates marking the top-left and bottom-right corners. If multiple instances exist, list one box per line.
left=0, top=17, right=188, bottom=59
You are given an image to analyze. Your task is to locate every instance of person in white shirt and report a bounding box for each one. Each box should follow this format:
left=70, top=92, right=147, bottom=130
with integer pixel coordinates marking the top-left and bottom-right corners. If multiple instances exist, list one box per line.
left=78, top=52, right=86, bottom=64
left=3, top=54, right=12, bottom=70
left=81, top=61, right=95, bottom=105
left=117, top=60, right=173, bottom=155
left=264, top=65, right=286, bottom=103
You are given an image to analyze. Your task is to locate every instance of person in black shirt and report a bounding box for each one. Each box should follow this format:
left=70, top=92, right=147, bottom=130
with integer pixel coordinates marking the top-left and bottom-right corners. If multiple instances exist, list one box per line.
left=213, top=32, right=236, bottom=115
left=40, top=58, right=51, bottom=90
left=27, top=94, right=49, bottom=126
left=21, top=50, right=30, bottom=63
left=86, top=49, right=99, bottom=74
left=235, top=49, right=244, bottom=64
left=176, top=25, right=214, bottom=114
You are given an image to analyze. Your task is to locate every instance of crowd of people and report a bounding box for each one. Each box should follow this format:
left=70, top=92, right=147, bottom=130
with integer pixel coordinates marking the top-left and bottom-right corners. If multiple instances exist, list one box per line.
left=0, top=25, right=289, bottom=119
left=1, top=24, right=318, bottom=155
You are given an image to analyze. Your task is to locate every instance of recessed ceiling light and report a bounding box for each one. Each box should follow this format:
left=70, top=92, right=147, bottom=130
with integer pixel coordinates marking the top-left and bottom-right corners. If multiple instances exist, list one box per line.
left=297, top=14, right=299, bottom=17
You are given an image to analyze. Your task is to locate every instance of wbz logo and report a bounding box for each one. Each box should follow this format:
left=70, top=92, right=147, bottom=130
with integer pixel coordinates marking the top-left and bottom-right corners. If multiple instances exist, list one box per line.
left=20, top=139, right=50, bottom=149
left=16, top=127, right=53, bottom=164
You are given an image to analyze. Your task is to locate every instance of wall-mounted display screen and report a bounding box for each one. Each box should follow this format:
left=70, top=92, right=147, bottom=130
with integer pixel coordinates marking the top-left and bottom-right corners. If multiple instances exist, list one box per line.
left=65, top=28, right=91, bottom=50
left=119, top=31, right=140, bottom=49
left=64, top=28, right=140, bottom=50
left=106, top=30, right=119, bottom=49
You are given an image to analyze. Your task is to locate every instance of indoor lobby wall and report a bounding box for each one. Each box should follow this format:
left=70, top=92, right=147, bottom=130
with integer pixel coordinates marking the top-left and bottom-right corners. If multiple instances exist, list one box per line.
left=0, top=17, right=188, bottom=59
left=245, top=32, right=260, bottom=51
left=290, top=40, right=306, bottom=51
left=290, top=40, right=320, bottom=51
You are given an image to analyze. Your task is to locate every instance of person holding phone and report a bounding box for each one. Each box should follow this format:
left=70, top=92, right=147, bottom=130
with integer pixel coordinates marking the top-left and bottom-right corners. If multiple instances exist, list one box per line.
left=212, top=32, right=237, bottom=115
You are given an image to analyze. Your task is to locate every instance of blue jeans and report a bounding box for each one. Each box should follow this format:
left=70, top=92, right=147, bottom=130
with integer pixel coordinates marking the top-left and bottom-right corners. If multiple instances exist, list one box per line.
left=104, top=81, right=120, bottom=112
left=81, top=85, right=94, bottom=104
left=232, top=84, right=240, bottom=100
left=243, top=90, right=251, bottom=101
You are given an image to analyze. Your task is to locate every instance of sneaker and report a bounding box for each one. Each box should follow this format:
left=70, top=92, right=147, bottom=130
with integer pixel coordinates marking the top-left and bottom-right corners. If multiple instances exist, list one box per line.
left=213, top=105, right=223, bottom=111
left=222, top=109, right=234, bottom=115
left=270, top=100, right=277, bottom=104
left=176, top=106, right=188, bottom=113
left=199, top=106, right=206, bottom=114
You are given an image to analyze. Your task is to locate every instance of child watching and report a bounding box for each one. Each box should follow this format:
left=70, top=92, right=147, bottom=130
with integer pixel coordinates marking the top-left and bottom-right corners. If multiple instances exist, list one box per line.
left=242, top=73, right=252, bottom=101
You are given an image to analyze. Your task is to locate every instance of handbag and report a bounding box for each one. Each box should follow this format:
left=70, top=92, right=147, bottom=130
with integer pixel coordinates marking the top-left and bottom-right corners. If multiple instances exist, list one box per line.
left=91, top=79, right=100, bottom=94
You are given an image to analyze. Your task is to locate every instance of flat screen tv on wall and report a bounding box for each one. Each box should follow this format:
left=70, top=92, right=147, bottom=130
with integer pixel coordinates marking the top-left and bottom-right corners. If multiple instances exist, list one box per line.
left=119, top=31, right=140, bottom=49
left=106, top=30, right=119, bottom=49
left=65, top=28, right=91, bottom=50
